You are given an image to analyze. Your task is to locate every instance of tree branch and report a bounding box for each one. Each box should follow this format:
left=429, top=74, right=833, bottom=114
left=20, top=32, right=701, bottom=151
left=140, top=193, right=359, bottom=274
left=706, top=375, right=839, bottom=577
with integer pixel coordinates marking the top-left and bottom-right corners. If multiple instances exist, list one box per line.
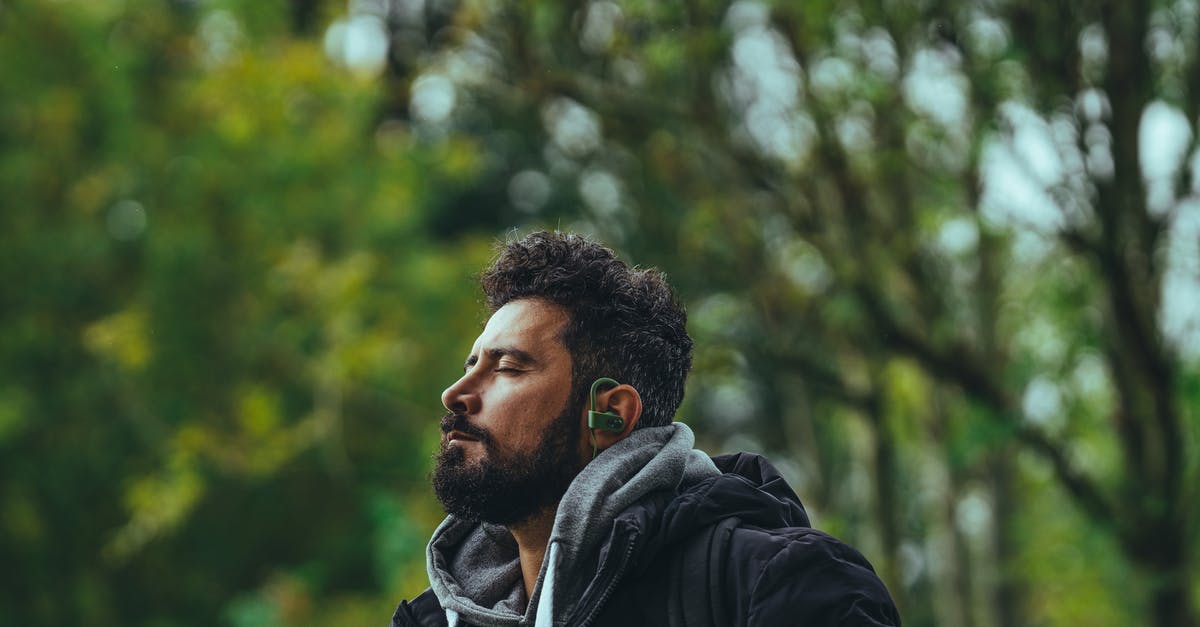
left=772, top=349, right=879, bottom=413
left=1013, top=423, right=1119, bottom=526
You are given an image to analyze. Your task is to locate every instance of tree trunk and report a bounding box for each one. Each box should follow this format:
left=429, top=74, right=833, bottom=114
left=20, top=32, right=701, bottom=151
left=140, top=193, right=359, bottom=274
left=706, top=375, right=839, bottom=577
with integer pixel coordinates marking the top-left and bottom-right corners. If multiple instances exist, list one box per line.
left=870, top=397, right=910, bottom=618
left=1129, top=520, right=1197, bottom=627
left=926, top=395, right=976, bottom=627
left=1150, top=576, right=1195, bottom=627
left=988, top=449, right=1022, bottom=627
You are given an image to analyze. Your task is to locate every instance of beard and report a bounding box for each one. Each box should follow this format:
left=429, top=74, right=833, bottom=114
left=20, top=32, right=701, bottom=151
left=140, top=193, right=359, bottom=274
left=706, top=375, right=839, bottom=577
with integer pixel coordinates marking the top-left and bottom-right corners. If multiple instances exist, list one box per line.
left=431, top=402, right=584, bottom=526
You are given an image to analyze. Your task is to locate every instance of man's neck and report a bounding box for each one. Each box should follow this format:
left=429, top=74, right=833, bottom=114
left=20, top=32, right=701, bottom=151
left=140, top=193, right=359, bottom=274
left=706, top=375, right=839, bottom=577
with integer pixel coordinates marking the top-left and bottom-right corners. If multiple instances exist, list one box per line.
left=508, top=506, right=558, bottom=601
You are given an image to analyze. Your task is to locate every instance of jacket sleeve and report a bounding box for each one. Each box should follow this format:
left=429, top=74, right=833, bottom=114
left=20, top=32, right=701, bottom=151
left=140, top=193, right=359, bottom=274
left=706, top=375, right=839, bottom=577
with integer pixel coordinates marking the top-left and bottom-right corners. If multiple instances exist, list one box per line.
left=744, top=530, right=901, bottom=627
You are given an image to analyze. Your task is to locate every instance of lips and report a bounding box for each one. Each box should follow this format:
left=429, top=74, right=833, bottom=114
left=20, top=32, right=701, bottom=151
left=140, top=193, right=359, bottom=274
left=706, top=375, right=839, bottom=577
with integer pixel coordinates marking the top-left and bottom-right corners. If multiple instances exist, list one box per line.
left=447, top=430, right=479, bottom=443
left=441, top=412, right=489, bottom=445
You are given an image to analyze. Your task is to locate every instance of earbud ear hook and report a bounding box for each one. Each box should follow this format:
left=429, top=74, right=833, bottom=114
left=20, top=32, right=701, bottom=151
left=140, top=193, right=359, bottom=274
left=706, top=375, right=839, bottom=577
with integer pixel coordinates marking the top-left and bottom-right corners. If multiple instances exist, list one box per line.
left=588, top=377, right=624, bottom=459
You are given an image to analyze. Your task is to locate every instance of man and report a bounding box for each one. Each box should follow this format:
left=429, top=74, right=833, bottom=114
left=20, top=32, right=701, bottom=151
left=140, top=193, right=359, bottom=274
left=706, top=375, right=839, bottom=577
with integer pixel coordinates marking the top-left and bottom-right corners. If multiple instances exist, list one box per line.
left=392, top=231, right=900, bottom=627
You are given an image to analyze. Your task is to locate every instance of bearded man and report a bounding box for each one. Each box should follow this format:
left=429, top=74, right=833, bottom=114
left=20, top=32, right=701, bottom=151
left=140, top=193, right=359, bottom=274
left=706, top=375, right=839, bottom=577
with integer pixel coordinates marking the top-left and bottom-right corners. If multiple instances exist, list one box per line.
left=391, top=231, right=901, bottom=627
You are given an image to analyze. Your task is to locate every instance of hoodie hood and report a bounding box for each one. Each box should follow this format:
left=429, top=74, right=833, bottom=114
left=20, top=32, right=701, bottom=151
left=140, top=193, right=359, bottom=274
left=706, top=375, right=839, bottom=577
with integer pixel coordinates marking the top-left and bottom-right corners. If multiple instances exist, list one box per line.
left=595, top=450, right=811, bottom=588
left=426, top=422, right=719, bottom=627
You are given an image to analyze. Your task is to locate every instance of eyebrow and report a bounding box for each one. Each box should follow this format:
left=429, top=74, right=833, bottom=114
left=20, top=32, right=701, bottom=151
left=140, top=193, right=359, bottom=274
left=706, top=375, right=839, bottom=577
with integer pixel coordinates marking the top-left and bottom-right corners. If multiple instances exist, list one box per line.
left=463, top=346, right=539, bottom=371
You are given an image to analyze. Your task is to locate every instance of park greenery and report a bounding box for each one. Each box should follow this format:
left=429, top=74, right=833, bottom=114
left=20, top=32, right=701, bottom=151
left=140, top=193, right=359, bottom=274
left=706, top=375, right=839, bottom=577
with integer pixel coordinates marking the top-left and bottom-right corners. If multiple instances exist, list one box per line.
left=2, top=1, right=1199, bottom=626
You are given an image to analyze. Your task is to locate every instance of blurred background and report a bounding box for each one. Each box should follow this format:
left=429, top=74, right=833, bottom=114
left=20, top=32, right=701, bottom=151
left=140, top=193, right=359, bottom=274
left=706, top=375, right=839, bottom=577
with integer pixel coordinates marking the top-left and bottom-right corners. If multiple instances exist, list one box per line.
left=2, top=0, right=1199, bottom=626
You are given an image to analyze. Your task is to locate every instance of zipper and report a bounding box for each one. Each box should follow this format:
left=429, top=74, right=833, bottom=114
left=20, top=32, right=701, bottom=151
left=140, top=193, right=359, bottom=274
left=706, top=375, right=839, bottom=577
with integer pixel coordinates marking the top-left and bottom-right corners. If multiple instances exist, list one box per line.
left=572, top=527, right=640, bottom=627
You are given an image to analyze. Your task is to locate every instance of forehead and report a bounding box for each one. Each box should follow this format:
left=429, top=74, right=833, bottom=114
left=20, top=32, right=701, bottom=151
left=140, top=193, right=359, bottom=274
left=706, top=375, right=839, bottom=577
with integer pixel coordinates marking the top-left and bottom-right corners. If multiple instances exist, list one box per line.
left=471, top=298, right=569, bottom=354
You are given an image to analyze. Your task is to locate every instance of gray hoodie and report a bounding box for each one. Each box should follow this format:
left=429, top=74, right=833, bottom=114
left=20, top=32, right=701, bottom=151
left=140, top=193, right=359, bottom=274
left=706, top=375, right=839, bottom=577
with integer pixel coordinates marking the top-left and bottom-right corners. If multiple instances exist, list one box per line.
left=425, top=423, right=719, bottom=627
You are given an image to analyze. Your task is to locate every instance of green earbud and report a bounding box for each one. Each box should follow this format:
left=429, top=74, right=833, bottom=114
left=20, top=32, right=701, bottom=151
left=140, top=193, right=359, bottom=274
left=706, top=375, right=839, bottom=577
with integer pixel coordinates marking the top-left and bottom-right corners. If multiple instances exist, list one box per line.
left=588, top=377, right=624, bottom=459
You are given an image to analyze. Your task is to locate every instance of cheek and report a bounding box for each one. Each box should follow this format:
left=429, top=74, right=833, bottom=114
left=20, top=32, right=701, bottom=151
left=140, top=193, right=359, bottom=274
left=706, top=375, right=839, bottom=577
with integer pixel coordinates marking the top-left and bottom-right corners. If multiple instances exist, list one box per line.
left=485, top=380, right=572, bottom=441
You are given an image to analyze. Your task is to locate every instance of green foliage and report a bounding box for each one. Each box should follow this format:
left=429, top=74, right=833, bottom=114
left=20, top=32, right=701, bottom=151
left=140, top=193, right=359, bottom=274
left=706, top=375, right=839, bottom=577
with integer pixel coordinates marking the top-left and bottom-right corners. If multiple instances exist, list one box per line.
left=0, top=2, right=488, bottom=625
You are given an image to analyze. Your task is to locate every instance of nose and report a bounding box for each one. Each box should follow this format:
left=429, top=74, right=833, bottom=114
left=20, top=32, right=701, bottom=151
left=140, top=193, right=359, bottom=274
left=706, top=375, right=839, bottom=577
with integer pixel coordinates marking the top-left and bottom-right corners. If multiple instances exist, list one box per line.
left=441, top=372, right=480, bottom=415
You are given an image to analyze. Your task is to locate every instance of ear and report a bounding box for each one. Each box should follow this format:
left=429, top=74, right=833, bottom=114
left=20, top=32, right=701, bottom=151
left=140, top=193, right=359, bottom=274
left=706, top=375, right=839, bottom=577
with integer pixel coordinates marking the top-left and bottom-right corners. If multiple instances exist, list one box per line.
left=591, top=384, right=642, bottom=450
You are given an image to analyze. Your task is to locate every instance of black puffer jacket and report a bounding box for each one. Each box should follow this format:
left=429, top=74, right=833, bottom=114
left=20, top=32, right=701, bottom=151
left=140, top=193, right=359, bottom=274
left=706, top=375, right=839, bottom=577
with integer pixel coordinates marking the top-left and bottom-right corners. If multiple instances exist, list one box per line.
left=392, top=453, right=900, bottom=627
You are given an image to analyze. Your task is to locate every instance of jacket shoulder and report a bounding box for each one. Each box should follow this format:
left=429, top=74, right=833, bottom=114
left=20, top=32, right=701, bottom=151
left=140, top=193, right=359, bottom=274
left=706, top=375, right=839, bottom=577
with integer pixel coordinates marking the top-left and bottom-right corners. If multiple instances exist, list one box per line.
left=727, top=526, right=901, bottom=627
left=391, top=588, right=448, bottom=627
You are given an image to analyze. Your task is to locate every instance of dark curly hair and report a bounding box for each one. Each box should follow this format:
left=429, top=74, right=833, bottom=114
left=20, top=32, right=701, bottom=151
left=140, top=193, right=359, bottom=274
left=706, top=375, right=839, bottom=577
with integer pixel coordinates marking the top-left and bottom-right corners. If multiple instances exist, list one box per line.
left=479, top=231, right=693, bottom=429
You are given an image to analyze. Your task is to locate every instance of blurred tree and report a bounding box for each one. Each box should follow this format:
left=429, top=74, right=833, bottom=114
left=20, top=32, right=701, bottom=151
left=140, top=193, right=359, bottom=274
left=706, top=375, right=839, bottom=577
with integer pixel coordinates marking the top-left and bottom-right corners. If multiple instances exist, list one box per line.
left=0, top=1, right=493, bottom=625
left=2, top=1, right=1198, bottom=627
